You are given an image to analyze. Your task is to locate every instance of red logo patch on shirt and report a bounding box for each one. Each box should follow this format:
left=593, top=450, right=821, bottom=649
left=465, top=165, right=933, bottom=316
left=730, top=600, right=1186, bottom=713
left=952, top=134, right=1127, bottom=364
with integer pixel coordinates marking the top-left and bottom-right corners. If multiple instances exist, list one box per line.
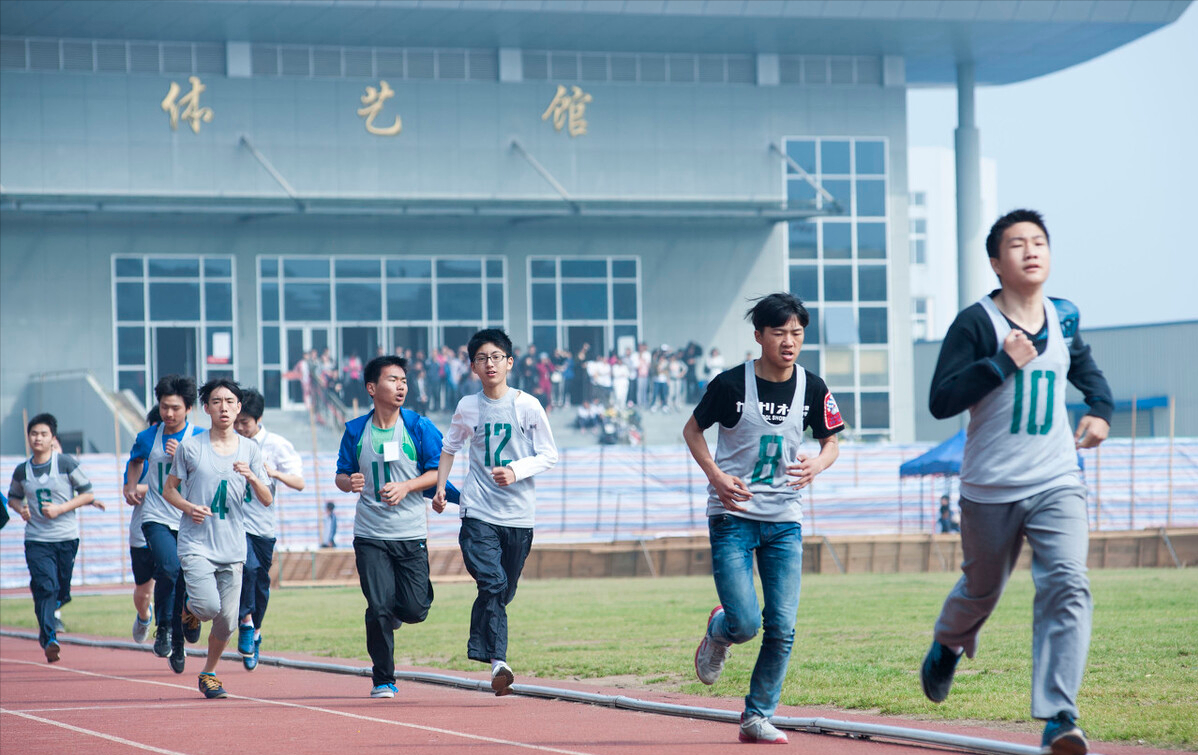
left=824, top=392, right=844, bottom=429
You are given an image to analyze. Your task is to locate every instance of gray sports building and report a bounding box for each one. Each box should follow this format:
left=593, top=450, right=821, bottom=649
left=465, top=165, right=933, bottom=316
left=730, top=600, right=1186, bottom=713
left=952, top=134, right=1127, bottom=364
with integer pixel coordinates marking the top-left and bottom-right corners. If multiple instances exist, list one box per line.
left=0, top=0, right=1189, bottom=452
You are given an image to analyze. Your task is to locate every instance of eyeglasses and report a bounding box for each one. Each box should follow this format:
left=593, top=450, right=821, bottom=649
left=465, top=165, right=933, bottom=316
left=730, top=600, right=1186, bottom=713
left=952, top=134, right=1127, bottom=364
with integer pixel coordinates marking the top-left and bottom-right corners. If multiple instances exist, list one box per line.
left=473, top=353, right=510, bottom=365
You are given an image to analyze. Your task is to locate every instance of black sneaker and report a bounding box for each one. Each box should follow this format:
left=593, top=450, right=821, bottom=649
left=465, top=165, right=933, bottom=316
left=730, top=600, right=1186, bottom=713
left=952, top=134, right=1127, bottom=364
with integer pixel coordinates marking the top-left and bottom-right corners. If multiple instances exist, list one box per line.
left=169, top=643, right=186, bottom=674
left=920, top=640, right=960, bottom=703
left=198, top=672, right=227, bottom=699
left=181, top=602, right=201, bottom=644
left=153, top=625, right=172, bottom=658
left=1041, top=713, right=1088, bottom=755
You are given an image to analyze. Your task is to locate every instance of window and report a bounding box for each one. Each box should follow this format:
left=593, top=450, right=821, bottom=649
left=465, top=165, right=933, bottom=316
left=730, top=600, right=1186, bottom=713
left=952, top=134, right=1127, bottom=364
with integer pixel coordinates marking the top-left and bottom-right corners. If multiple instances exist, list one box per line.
left=910, top=217, right=928, bottom=264
left=910, top=191, right=926, bottom=207
left=912, top=297, right=932, bottom=342
left=112, top=255, right=237, bottom=408
left=528, top=257, right=641, bottom=356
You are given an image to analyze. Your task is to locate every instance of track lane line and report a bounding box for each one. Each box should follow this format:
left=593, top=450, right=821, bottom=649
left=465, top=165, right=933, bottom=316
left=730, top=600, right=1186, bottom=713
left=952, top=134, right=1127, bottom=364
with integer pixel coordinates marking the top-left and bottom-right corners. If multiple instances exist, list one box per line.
left=0, top=707, right=193, bottom=755
left=0, top=657, right=597, bottom=755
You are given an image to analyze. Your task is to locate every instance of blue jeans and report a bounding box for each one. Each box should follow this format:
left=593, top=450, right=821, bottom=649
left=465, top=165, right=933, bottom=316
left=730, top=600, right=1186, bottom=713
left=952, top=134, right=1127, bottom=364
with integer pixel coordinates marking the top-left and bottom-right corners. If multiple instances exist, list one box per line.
left=239, top=533, right=276, bottom=629
left=707, top=514, right=803, bottom=720
left=25, top=539, right=78, bottom=648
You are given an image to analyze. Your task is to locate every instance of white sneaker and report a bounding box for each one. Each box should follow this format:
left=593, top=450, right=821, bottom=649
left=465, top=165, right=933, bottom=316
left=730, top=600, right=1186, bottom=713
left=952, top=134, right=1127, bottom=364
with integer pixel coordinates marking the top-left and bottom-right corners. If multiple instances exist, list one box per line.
left=490, top=661, right=514, bottom=696
left=739, top=714, right=788, bottom=744
left=694, top=606, right=730, bottom=685
left=132, top=607, right=153, bottom=644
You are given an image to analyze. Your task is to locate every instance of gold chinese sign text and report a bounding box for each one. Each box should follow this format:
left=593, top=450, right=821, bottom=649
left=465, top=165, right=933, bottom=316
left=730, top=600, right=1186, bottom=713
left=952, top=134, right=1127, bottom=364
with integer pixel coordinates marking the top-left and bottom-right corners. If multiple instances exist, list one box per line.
left=161, top=76, right=214, bottom=133
left=358, top=80, right=402, bottom=136
left=541, top=85, right=592, bottom=137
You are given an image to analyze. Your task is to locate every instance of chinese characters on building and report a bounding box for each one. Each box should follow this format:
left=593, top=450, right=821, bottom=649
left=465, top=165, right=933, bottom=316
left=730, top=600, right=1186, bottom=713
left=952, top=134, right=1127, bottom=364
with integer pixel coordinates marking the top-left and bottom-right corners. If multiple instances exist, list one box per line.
left=541, top=85, right=592, bottom=137
left=161, top=76, right=214, bottom=133
left=357, top=80, right=403, bottom=136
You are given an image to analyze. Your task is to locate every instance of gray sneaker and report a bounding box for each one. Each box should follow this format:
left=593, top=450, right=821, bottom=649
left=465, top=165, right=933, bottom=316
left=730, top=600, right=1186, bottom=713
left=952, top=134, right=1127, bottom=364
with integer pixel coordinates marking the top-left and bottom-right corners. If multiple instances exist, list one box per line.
left=132, top=608, right=153, bottom=644
left=739, top=714, right=788, bottom=744
left=694, top=605, right=730, bottom=685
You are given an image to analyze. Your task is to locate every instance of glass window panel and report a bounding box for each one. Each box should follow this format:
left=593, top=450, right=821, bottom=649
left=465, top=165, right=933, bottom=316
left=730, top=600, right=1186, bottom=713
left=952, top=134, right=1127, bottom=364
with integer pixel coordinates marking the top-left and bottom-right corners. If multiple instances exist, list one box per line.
left=562, top=282, right=607, bottom=319
left=205, top=282, right=233, bottom=321
left=259, top=257, right=278, bottom=277
left=336, top=282, right=381, bottom=320
left=805, top=307, right=820, bottom=345
left=859, top=266, right=887, bottom=301
left=386, top=259, right=432, bottom=278
left=823, top=347, right=854, bottom=388
left=911, top=218, right=927, bottom=234
left=283, top=282, right=331, bottom=320
left=115, top=258, right=143, bottom=277
left=860, top=349, right=888, bottom=387
left=855, top=140, right=885, bottom=174
left=206, top=327, right=234, bottom=365
left=118, top=370, right=147, bottom=405
left=436, top=259, right=481, bottom=278
left=785, top=139, right=816, bottom=174
left=911, top=238, right=927, bottom=264
left=859, top=307, right=889, bottom=344
left=860, top=392, right=890, bottom=428
left=283, top=258, right=329, bottom=278
left=613, top=324, right=638, bottom=350
left=531, top=283, right=557, bottom=321
left=487, top=283, right=504, bottom=320
left=263, top=369, right=282, bottom=409
left=437, top=282, right=482, bottom=319
left=207, top=369, right=234, bottom=381
left=150, top=282, right=200, bottom=320
left=116, top=282, right=144, bottom=321
left=612, top=259, right=637, bottom=278
left=796, top=348, right=819, bottom=376
left=824, top=305, right=857, bottom=345
left=612, top=283, right=638, bottom=320
left=486, top=259, right=503, bottom=278
left=148, top=258, right=199, bottom=278
left=789, top=265, right=818, bottom=302
left=857, top=179, right=886, bottom=217
left=823, top=179, right=852, bottom=214
left=858, top=222, right=887, bottom=259
left=529, top=259, right=556, bottom=278
left=335, top=258, right=381, bottom=278
left=789, top=221, right=817, bottom=259
left=387, top=282, right=432, bottom=319
left=787, top=180, right=816, bottom=204
left=835, top=390, right=857, bottom=429
left=561, top=259, right=607, bottom=278
left=262, top=326, right=280, bottom=365
left=261, top=281, right=279, bottom=321
left=823, top=223, right=851, bottom=259
left=820, top=140, right=850, bottom=174
left=532, top=325, right=558, bottom=351
left=117, top=327, right=144, bottom=365
left=824, top=266, right=853, bottom=302
left=203, top=258, right=232, bottom=278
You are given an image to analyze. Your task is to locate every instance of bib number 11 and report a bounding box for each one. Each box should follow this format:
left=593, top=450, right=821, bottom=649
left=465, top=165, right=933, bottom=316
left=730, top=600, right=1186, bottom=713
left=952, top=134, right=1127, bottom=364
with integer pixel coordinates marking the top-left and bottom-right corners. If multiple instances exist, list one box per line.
left=750, top=435, right=784, bottom=484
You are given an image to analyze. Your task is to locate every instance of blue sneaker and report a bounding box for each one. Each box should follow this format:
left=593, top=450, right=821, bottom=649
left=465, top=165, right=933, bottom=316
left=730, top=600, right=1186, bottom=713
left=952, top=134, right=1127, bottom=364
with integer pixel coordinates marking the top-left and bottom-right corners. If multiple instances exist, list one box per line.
left=237, top=623, right=255, bottom=657
left=1041, top=713, right=1087, bottom=755
left=920, top=640, right=960, bottom=703
left=243, top=634, right=261, bottom=671
left=44, top=636, right=61, bottom=663
left=370, top=683, right=397, bottom=698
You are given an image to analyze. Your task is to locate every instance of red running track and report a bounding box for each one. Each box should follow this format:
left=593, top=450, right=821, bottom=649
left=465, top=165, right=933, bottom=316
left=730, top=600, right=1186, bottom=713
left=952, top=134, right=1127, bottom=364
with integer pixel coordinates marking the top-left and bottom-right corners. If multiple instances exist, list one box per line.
left=0, top=632, right=1181, bottom=755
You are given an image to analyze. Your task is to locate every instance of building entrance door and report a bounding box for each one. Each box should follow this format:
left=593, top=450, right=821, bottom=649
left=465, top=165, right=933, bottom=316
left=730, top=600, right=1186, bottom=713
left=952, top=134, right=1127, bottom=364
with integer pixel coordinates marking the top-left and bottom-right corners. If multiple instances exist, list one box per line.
left=152, top=327, right=199, bottom=386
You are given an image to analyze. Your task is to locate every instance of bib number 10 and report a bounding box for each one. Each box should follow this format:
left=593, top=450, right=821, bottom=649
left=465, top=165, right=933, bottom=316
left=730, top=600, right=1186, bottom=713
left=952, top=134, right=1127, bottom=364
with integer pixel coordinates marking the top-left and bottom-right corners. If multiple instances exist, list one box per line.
left=1010, top=369, right=1055, bottom=435
left=750, top=435, right=784, bottom=484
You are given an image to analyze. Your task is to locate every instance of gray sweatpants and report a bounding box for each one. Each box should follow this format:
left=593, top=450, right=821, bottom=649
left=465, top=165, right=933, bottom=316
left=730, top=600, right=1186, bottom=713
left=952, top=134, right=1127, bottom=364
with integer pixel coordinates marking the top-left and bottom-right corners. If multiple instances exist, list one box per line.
left=180, top=555, right=243, bottom=643
left=933, top=484, right=1092, bottom=720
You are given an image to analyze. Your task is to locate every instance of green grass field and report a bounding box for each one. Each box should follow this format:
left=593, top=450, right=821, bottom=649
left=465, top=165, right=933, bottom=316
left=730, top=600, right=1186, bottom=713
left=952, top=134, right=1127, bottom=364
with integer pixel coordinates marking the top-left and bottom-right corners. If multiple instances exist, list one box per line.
left=2, top=568, right=1195, bottom=748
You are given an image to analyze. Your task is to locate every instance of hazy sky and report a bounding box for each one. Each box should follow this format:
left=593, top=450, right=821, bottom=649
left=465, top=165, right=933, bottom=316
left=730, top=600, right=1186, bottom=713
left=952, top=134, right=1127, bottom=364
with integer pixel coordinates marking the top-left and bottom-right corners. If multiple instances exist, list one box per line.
left=906, top=4, right=1198, bottom=329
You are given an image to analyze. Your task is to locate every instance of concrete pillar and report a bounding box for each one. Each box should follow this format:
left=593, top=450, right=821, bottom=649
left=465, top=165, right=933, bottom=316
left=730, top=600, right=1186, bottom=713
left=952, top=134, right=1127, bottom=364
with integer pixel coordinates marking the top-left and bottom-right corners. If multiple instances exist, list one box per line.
left=955, top=62, right=988, bottom=310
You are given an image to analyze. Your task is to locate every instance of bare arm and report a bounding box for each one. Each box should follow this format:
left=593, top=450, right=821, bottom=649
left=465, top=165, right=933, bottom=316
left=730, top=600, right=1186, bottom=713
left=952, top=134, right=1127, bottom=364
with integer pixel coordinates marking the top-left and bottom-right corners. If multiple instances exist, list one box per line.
left=785, top=434, right=839, bottom=489
left=163, top=473, right=209, bottom=524
left=123, top=458, right=146, bottom=505
left=431, top=450, right=455, bottom=513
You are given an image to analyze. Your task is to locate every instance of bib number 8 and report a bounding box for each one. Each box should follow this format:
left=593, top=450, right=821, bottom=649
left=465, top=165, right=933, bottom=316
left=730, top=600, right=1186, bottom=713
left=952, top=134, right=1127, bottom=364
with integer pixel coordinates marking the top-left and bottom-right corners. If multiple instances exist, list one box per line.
left=750, top=435, right=784, bottom=485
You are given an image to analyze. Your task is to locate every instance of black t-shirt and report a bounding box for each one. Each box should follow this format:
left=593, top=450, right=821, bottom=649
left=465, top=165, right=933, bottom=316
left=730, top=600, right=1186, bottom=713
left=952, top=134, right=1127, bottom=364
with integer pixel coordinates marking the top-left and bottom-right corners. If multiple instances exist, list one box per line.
left=692, top=364, right=845, bottom=439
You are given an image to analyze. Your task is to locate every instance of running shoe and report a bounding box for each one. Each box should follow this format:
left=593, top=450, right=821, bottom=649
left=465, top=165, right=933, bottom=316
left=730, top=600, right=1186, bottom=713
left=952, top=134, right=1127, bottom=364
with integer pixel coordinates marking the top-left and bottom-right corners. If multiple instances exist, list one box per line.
left=739, top=713, right=788, bottom=744
left=181, top=601, right=201, bottom=644
left=1041, top=713, right=1088, bottom=755
left=694, top=605, right=730, bottom=685
left=170, top=642, right=186, bottom=674
left=370, top=683, right=397, bottom=698
left=490, top=661, right=514, bottom=697
left=153, top=625, right=172, bottom=657
left=44, top=637, right=61, bottom=663
left=920, top=640, right=961, bottom=703
left=243, top=634, right=261, bottom=671
left=132, top=607, right=154, bottom=644
left=198, top=672, right=227, bottom=699
left=237, top=622, right=255, bottom=656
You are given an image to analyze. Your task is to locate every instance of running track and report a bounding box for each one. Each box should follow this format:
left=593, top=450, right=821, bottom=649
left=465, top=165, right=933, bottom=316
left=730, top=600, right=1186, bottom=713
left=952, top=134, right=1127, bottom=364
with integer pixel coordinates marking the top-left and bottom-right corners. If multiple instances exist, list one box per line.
left=0, top=633, right=1180, bottom=755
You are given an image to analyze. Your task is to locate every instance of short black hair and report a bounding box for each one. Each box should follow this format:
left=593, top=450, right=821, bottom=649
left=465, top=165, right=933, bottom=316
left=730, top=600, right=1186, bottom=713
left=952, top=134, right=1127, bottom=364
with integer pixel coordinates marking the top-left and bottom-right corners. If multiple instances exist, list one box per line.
left=985, top=209, right=1049, bottom=259
left=364, top=355, right=407, bottom=386
left=146, top=405, right=162, bottom=425
left=28, top=412, right=57, bottom=436
left=745, top=292, right=810, bottom=331
left=240, top=388, right=265, bottom=421
left=155, top=374, right=197, bottom=409
left=199, top=377, right=243, bottom=405
left=467, top=329, right=514, bottom=361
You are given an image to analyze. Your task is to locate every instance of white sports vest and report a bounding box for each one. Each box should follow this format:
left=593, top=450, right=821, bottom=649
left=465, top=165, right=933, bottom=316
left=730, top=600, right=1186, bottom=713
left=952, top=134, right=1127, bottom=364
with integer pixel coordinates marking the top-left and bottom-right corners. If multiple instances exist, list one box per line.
left=706, top=361, right=807, bottom=523
left=960, top=296, right=1081, bottom=503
